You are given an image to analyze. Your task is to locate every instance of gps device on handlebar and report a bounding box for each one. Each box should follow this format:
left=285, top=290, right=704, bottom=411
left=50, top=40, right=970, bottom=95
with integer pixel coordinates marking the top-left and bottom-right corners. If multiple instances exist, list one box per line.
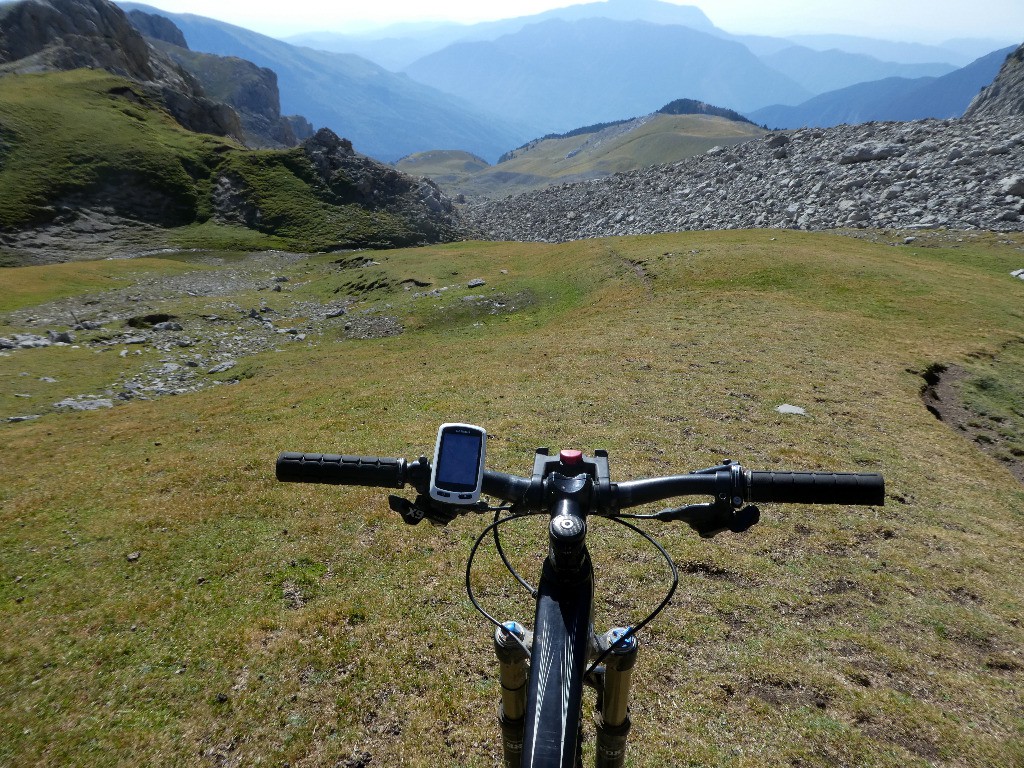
left=429, top=423, right=487, bottom=504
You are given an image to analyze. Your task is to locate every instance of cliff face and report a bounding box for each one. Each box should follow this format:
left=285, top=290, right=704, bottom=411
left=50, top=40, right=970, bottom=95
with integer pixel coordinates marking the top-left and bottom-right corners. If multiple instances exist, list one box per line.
left=148, top=38, right=314, bottom=149
left=965, top=43, right=1024, bottom=119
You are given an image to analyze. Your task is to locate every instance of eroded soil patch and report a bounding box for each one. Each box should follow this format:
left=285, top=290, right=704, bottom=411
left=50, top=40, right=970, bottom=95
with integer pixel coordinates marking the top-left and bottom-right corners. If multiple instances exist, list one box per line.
left=920, top=362, right=1024, bottom=485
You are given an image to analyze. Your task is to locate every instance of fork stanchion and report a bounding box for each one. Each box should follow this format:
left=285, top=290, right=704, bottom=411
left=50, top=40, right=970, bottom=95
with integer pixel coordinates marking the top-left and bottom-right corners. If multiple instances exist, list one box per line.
left=495, top=622, right=530, bottom=768
left=594, top=628, right=637, bottom=768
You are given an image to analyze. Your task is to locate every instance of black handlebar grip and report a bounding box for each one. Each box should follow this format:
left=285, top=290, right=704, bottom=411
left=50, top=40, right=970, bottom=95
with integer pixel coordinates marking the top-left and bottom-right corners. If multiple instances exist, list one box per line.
left=747, top=471, right=884, bottom=506
left=276, top=452, right=407, bottom=488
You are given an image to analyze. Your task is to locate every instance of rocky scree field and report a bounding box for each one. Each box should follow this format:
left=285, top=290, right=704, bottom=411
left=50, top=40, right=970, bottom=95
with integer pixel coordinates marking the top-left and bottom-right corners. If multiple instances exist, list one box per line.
left=466, top=116, right=1024, bottom=241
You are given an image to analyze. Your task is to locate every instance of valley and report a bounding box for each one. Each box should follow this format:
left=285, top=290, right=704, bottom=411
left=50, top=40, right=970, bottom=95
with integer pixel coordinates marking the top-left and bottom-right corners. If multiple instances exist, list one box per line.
left=1, top=1, right=1023, bottom=766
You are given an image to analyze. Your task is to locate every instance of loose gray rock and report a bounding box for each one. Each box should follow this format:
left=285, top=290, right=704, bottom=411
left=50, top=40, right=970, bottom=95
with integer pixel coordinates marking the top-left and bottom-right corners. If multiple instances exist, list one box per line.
left=776, top=404, right=807, bottom=415
left=468, top=278, right=487, bottom=288
left=839, top=142, right=905, bottom=164
left=54, top=397, right=114, bottom=411
left=997, top=175, right=1024, bottom=197
left=1, top=334, right=52, bottom=349
left=207, top=360, right=237, bottom=374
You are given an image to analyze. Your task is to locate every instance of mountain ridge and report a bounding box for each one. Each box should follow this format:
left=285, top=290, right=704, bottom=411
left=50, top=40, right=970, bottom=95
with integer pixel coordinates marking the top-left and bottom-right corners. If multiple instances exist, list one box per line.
left=965, top=43, right=1024, bottom=118
left=749, top=46, right=1015, bottom=128
left=403, top=17, right=810, bottom=136
left=118, top=2, right=530, bottom=162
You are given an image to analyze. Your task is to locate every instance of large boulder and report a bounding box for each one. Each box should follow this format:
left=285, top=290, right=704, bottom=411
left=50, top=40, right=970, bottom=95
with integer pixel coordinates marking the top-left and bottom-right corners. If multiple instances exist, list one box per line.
left=0, top=0, right=154, bottom=79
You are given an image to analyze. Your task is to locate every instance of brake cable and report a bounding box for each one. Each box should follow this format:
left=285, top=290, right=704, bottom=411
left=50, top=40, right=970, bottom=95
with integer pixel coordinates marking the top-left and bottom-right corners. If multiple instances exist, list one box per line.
left=465, top=508, right=680, bottom=671
left=586, top=516, right=678, bottom=675
left=492, top=507, right=537, bottom=597
left=465, top=510, right=537, bottom=660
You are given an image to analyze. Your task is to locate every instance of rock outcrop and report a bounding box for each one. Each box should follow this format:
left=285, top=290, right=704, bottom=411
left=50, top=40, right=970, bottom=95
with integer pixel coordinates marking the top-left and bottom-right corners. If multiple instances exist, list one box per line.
left=467, top=117, right=1024, bottom=241
left=0, top=0, right=153, bottom=79
left=302, top=128, right=462, bottom=243
left=965, top=43, right=1024, bottom=119
left=125, top=8, right=188, bottom=48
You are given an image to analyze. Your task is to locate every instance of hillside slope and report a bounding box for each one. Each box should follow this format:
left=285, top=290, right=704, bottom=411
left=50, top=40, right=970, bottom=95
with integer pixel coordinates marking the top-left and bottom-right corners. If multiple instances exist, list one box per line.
left=468, top=117, right=1024, bottom=240
left=407, top=112, right=765, bottom=200
left=0, top=70, right=462, bottom=262
left=1, top=232, right=1023, bottom=766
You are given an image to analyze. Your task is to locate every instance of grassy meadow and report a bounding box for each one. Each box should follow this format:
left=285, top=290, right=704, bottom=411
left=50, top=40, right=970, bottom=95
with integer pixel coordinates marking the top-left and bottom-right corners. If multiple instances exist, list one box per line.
left=1, top=230, right=1023, bottom=767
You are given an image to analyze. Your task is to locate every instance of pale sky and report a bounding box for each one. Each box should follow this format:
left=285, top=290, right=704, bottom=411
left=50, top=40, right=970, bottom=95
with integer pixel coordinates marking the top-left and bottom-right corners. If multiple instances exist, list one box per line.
left=140, top=0, right=1024, bottom=44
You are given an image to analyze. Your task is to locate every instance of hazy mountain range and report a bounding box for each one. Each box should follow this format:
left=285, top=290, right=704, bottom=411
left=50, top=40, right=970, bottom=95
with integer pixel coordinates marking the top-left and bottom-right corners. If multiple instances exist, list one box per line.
left=118, top=3, right=529, bottom=162
left=117, top=0, right=1017, bottom=162
left=750, top=45, right=1016, bottom=128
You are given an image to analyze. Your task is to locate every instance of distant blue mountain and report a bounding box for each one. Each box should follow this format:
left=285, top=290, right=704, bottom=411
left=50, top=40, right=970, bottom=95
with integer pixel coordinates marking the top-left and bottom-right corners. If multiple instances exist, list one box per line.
left=748, top=46, right=1014, bottom=128
left=784, top=34, right=1011, bottom=66
left=403, top=18, right=810, bottom=136
left=287, top=0, right=717, bottom=71
left=117, top=3, right=530, bottom=162
left=761, top=46, right=955, bottom=95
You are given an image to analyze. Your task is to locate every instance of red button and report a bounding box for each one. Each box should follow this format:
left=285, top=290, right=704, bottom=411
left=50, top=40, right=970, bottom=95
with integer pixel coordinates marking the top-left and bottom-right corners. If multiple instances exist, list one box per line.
left=560, top=450, right=584, bottom=465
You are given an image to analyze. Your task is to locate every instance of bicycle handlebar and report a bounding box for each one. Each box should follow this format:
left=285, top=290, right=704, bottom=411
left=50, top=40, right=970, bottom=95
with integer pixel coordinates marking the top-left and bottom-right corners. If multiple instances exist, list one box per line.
left=276, top=452, right=407, bottom=488
left=275, top=452, right=884, bottom=509
left=747, top=471, right=884, bottom=506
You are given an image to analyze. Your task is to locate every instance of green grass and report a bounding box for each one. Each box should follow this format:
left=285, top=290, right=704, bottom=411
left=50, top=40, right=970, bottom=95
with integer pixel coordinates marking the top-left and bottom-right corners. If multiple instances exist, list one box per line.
left=0, top=70, right=225, bottom=229
left=960, top=339, right=1024, bottom=463
left=1, top=230, right=1023, bottom=767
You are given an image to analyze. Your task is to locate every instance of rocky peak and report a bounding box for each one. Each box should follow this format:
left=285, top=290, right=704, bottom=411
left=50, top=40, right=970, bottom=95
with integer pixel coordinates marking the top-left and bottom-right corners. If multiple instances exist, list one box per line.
left=964, top=43, right=1024, bottom=119
left=0, top=0, right=154, bottom=79
left=302, top=128, right=461, bottom=242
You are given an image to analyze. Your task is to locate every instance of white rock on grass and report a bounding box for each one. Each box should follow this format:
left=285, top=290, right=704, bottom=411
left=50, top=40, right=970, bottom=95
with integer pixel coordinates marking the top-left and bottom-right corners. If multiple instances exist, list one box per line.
left=776, top=404, right=807, bottom=415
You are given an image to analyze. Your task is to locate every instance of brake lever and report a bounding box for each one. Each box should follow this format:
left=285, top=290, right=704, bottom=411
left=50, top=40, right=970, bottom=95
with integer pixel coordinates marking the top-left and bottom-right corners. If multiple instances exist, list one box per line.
left=653, top=502, right=760, bottom=538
